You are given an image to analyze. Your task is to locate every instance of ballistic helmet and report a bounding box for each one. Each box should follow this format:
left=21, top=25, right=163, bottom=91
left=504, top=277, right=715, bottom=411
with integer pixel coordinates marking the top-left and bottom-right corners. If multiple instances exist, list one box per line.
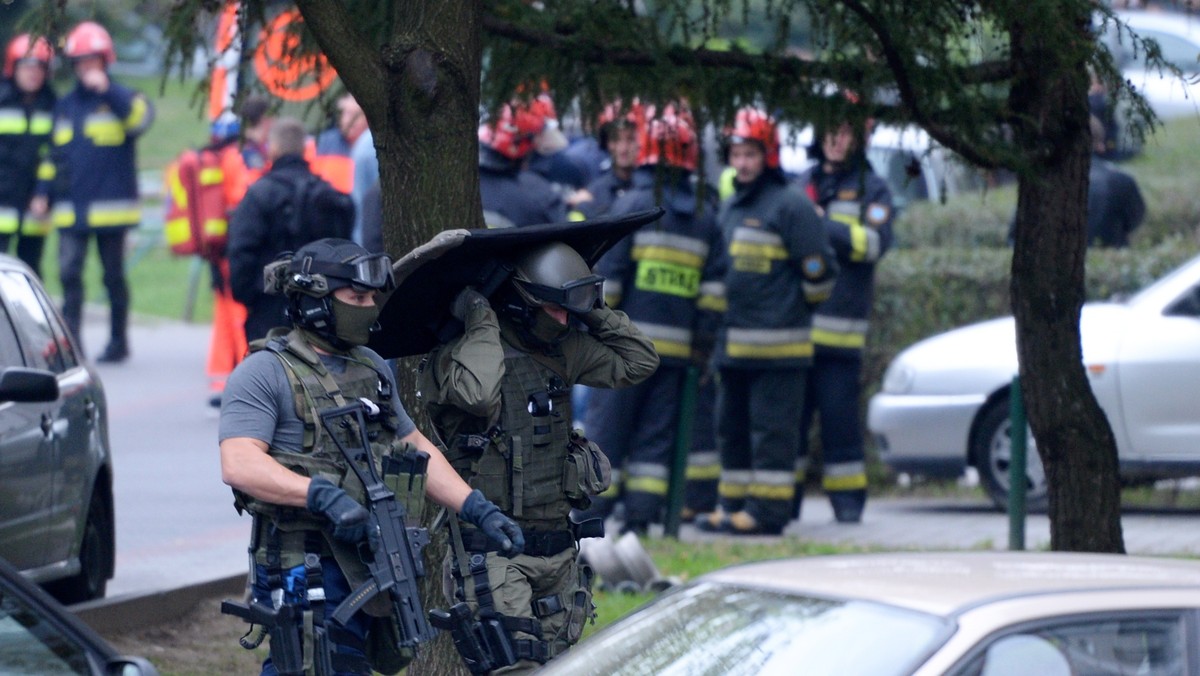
left=277, top=238, right=394, bottom=299
left=511, top=242, right=604, bottom=314
left=723, top=107, right=781, bottom=169
left=64, top=21, right=115, bottom=66
left=4, top=34, right=52, bottom=78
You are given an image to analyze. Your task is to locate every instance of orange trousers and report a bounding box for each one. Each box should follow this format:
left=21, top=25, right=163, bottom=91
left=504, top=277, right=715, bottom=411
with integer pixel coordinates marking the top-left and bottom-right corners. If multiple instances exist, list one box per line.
left=207, top=259, right=248, bottom=393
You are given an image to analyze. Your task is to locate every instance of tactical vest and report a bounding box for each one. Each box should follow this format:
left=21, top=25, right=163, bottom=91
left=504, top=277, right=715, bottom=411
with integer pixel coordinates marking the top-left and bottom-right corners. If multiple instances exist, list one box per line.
left=234, top=330, right=413, bottom=581
left=441, top=346, right=574, bottom=529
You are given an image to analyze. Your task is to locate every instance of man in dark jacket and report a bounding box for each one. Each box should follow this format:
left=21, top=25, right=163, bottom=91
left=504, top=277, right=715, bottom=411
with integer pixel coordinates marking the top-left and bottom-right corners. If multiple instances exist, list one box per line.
left=796, top=115, right=894, bottom=523
left=228, top=116, right=353, bottom=342
left=1086, top=114, right=1145, bottom=248
left=0, top=34, right=55, bottom=277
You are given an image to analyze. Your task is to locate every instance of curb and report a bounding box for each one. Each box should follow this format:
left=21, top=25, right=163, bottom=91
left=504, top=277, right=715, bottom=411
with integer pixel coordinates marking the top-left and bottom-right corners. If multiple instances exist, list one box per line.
left=70, top=573, right=248, bottom=635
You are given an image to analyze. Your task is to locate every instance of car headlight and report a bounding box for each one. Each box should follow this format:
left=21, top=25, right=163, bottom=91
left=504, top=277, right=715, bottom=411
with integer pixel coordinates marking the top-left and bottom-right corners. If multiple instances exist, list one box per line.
left=881, top=361, right=916, bottom=394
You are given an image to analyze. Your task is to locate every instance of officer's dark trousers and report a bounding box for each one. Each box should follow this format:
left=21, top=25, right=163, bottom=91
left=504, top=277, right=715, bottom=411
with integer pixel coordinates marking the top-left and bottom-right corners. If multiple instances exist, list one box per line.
left=799, top=351, right=868, bottom=518
left=0, top=232, right=46, bottom=279
left=58, top=229, right=128, bottom=351
left=717, top=366, right=806, bottom=531
left=586, top=364, right=685, bottom=526
left=252, top=558, right=370, bottom=676
left=684, top=376, right=720, bottom=515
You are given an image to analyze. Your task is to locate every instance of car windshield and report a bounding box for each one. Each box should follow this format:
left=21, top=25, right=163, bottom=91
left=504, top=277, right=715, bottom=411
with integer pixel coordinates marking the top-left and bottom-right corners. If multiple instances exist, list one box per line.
left=543, top=581, right=949, bottom=676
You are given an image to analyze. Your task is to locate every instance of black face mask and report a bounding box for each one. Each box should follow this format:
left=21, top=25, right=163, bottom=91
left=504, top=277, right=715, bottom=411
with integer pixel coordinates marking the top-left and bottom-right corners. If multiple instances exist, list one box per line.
left=528, top=306, right=570, bottom=344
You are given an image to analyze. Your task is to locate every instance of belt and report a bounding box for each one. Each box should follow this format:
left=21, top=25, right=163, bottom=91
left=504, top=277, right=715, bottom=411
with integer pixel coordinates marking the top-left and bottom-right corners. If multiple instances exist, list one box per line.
left=461, top=528, right=575, bottom=557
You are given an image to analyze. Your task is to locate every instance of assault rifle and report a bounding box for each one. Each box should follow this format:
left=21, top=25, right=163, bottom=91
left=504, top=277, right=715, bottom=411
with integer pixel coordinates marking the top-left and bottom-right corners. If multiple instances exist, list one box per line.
left=319, top=401, right=435, bottom=648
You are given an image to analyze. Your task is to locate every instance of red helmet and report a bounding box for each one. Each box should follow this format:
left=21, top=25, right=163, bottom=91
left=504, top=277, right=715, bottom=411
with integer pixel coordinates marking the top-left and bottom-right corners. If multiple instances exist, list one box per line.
left=596, top=99, right=644, bottom=148
left=637, top=103, right=698, bottom=171
left=4, top=34, right=53, bottom=78
left=65, top=21, right=116, bottom=66
left=478, top=100, right=550, bottom=161
left=724, top=107, right=781, bottom=169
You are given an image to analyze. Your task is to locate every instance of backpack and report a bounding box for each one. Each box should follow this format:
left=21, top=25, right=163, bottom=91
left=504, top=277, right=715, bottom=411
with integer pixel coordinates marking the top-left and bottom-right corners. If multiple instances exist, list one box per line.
left=162, top=147, right=232, bottom=262
left=265, top=172, right=355, bottom=247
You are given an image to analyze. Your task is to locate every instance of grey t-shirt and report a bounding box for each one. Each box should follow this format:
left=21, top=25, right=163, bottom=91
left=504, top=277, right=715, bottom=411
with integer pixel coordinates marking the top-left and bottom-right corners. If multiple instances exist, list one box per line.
left=218, top=347, right=416, bottom=452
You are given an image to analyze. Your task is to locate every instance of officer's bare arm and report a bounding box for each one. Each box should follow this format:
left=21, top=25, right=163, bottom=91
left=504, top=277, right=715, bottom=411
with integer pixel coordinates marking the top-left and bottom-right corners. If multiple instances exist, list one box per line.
left=220, top=436, right=311, bottom=508
left=399, top=428, right=472, bottom=513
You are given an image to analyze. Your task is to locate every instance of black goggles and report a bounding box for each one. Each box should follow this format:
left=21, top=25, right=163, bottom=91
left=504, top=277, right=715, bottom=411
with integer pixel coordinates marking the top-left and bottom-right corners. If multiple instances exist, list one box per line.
left=305, top=253, right=395, bottom=292
left=516, top=275, right=605, bottom=313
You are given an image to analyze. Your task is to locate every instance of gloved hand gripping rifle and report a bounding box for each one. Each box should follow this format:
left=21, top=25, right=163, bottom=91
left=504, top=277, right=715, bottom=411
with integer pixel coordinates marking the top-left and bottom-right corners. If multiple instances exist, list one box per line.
left=318, top=400, right=435, bottom=648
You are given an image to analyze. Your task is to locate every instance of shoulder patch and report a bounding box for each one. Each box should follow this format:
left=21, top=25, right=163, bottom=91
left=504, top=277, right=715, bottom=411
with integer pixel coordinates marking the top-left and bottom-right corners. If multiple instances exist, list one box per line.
left=866, top=203, right=891, bottom=226
left=802, top=254, right=827, bottom=279
left=837, top=189, right=858, bottom=201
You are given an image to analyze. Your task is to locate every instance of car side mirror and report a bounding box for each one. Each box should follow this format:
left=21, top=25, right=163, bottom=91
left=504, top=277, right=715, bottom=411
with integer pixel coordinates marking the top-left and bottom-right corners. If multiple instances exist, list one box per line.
left=0, top=367, right=59, bottom=403
left=107, top=655, right=160, bottom=675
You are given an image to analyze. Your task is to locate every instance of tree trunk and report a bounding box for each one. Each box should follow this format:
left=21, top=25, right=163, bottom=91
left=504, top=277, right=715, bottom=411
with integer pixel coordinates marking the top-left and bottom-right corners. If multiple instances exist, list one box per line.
left=1007, top=10, right=1124, bottom=553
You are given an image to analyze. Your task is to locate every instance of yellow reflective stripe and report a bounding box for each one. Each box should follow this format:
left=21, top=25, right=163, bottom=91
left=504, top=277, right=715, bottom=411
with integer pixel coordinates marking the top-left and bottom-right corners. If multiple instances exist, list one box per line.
left=567, top=210, right=586, bottom=222
left=83, top=118, right=126, bottom=146
left=52, top=204, right=75, bottom=227
left=597, top=482, right=621, bottom=499
left=88, top=201, right=141, bottom=226
left=697, top=294, right=727, bottom=312
left=29, top=112, right=52, bottom=135
left=686, top=464, right=721, bottom=480
left=718, top=482, right=748, bottom=499
left=125, top=96, right=150, bottom=130
left=203, top=218, right=227, bottom=238
left=725, top=341, right=813, bottom=359
left=651, top=338, right=692, bottom=359
left=811, top=328, right=866, bottom=349
left=824, top=473, right=868, bottom=491
left=166, top=167, right=188, bottom=207
left=0, top=207, right=19, bottom=234
left=199, top=167, right=224, bottom=186
left=848, top=220, right=869, bottom=262
left=747, top=484, right=795, bottom=500
left=0, top=112, right=28, bottom=134
left=729, top=241, right=789, bottom=259
left=718, top=167, right=736, bottom=201
left=631, top=244, right=704, bottom=269
left=36, top=160, right=54, bottom=181
left=52, top=119, right=72, bottom=145
left=164, top=217, right=192, bottom=246
left=625, top=476, right=669, bottom=496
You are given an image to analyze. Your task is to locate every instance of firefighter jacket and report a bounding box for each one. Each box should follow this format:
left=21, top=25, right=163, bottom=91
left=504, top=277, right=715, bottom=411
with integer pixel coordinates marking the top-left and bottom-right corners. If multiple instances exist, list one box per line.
left=419, top=303, right=658, bottom=532
left=0, top=80, right=55, bottom=237
left=38, top=79, right=153, bottom=233
left=479, top=146, right=567, bottom=228
left=799, top=159, right=894, bottom=357
left=573, top=170, right=633, bottom=221
left=597, top=167, right=726, bottom=366
left=716, top=170, right=838, bottom=369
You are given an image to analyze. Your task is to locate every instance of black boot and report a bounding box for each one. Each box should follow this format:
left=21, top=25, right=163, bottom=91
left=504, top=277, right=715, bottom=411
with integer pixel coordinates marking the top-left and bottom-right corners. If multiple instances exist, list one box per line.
left=96, top=340, right=129, bottom=364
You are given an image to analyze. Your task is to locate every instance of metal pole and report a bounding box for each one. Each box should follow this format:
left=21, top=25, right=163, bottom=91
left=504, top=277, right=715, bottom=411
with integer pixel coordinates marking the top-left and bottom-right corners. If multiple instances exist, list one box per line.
left=664, top=366, right=700, bottom=538
left=182, top=256, right=205, bottom=322
left=1008, top=375, right=1027, bottom=551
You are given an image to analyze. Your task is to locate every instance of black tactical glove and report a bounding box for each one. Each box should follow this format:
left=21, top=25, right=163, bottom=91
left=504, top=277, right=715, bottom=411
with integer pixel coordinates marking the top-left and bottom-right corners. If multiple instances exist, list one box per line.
left=307, top=477, right=372, bottom=545
left=460, top=489, right=525, bottom=557
left=451, top=286, right=490, bottom=321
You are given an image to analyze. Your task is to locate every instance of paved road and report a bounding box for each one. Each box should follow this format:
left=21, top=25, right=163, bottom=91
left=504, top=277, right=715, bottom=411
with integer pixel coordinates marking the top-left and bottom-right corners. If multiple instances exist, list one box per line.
left=81, top=310, right=1200, bottom=604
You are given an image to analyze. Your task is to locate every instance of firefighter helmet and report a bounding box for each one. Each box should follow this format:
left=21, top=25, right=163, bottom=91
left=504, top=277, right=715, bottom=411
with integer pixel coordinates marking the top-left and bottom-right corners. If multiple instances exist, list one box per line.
left=723, top=107, right=781, bottom=169
left=64, top=21, right=116, bottom=66
left=479, top=98, right=553, bottom=161
left=4, top=34, right=52, bottom=78
left=637, top=103, right=698, bottom=171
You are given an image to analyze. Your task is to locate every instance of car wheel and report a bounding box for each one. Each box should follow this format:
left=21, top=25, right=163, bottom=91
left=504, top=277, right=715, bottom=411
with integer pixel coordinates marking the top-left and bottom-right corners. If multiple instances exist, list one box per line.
left=971, top=396, right=1049, bottom=512
left=46, top=490, right=113, bottom=604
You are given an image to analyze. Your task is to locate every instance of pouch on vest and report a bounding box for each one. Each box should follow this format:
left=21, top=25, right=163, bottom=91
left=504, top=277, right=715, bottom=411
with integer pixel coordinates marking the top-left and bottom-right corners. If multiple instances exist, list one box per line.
left=563, top=431, right=612, bottom=508
left=382, top=445, right=429, bottom=527
left=365, top=614, right=416, bottom=675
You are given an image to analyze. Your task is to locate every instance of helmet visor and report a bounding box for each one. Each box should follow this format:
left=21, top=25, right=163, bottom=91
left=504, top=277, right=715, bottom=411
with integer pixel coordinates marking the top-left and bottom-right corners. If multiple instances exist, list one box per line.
left=516, top=275, right=605, bottom=313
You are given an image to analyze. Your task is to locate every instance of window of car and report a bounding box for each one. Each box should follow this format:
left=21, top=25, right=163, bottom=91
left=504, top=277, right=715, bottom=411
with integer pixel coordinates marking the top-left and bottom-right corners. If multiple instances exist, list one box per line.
left=950, top=612, right=1188, bottom=676
left=1120, top=27, right=1200, bottom=73
left=542, top=581, right=950, bottom=675
left=0, top=586, right=91, bottom=674
left=0, top=303, right=25, bottom=369
left=0, top=271, right=69, bottom=374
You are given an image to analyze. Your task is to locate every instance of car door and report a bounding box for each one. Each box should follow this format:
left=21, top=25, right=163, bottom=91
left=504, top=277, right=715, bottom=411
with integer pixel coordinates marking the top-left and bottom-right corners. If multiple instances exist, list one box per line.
left=0, top=279, right=53, bottom=571
left=0, top=270, right=95, bottom=569
left=1114, top=285, right=1200, bottom=461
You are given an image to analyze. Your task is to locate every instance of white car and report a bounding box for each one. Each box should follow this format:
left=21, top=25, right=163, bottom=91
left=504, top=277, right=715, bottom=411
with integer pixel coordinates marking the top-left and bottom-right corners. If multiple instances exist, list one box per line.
left=868, top=253, right=1200, bottom=510
left=1103, top=11, right=1200, bottom=121
left=542, top=551, right=1200, bottom=676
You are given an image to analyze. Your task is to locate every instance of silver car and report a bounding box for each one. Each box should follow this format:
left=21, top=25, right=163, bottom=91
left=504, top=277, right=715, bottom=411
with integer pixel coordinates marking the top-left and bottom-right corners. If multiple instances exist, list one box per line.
left=868, top=253, right=1200, bottom=510
left=542, top=551, right=1200, bottom=676
left=0, top=255, right=114, bottom=602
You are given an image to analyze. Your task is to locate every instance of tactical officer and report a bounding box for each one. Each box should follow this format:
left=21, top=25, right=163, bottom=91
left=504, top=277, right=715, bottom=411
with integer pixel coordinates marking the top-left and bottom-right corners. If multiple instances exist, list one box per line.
left=478, top=101, right=568, bottom=228
left=795, top=112, right=894, bottom=523
left=695, top=107, right=838, bottom=536
left=219, top=238, right=523, bottom=676
left=420, top=241, right=659, bottom=673
left=0, top=34, right=55, bottom=277
left=582, top=103, right=726, bottom=534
